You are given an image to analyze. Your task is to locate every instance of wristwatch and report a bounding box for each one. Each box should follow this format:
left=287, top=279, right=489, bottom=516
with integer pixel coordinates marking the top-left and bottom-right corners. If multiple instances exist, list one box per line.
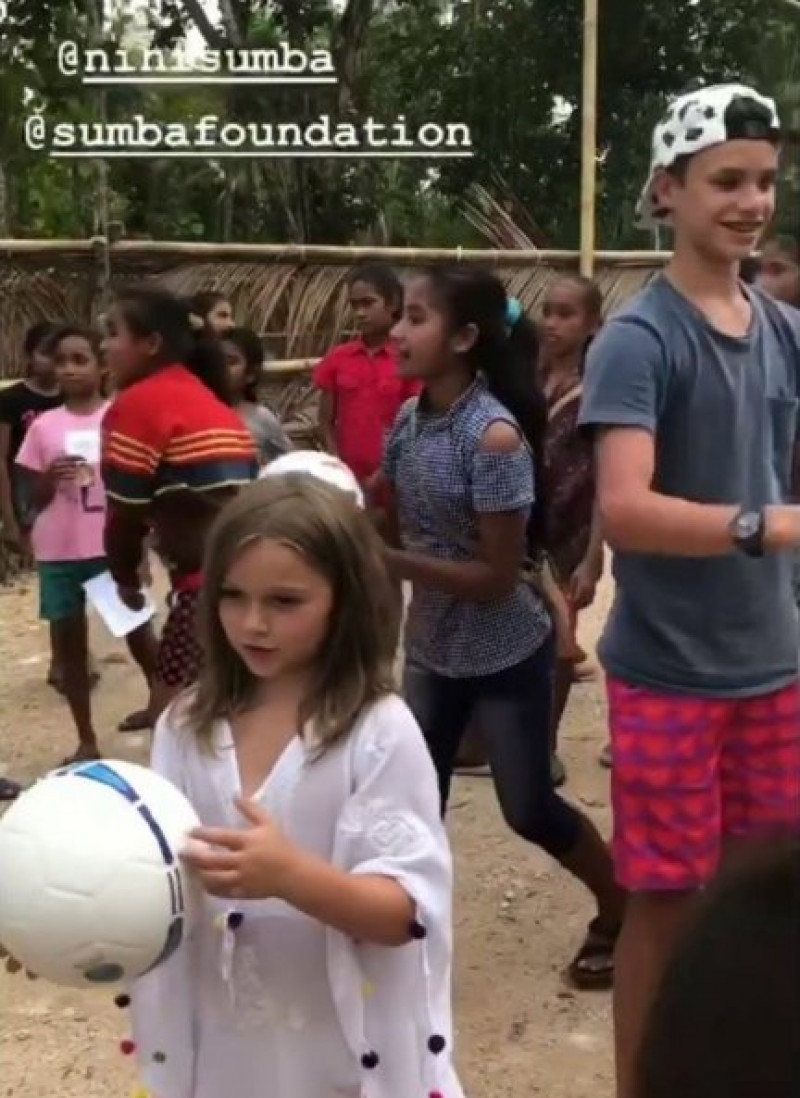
left=729, top=509, right=765, bottom=557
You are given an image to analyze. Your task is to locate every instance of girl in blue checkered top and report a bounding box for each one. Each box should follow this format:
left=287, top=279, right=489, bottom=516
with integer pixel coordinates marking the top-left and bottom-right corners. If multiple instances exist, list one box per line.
left=380, top=266, right=624, bottom=988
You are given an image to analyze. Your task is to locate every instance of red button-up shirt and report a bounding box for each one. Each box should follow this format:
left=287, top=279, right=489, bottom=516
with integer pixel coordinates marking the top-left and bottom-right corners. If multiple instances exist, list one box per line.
left=314, top=339, right=420, bottom=482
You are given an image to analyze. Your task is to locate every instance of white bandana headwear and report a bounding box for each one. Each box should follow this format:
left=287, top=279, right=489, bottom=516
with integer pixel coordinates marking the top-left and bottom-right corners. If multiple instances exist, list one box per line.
left=635, top=83, right=780, bottom=230
left=258, top=450, right=365, bottom=507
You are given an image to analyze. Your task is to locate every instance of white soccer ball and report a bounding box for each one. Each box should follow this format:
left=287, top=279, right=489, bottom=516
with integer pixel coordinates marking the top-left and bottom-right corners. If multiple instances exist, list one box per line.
left=0, top=759, right=200, bottom=988
left=259, top=450, right=365, bottom=507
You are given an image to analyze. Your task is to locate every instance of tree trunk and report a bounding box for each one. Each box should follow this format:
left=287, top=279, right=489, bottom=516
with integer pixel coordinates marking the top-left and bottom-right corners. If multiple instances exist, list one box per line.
left=0, top=159, right=9, bottom=237
left=220, top=171, right=235, bottom=241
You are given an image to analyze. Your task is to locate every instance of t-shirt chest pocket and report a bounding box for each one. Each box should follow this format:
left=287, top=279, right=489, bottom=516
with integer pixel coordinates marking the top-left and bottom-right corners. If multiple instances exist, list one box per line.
left=768, top=395, right=799, bottom=497
left=337, top=362, right=365, bottom=391
left=376, top=369, right=402, bottom=398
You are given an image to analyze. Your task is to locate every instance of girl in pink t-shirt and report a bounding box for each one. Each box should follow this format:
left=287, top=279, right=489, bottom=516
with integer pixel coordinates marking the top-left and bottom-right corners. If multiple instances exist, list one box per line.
left=15, top=326, right=156, bottom=765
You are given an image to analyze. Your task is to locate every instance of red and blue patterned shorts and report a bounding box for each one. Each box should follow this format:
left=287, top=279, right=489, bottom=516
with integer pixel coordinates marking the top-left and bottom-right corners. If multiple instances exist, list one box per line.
left=154, top=588, right=204, bottom=688
left=607, top=677, right=800, bottom=891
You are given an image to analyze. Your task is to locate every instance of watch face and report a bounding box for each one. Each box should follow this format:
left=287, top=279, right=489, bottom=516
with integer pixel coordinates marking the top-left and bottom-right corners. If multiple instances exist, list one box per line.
left=735, top=512, right=760, bottom=539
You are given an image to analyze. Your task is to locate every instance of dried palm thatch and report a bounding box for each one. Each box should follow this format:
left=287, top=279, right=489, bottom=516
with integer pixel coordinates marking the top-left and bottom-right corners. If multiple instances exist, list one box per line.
left=0, top=239, right=667, bottom=442
left=461, top=178, right=551, bottom=249
left=0, top=239, right=667, bottom=381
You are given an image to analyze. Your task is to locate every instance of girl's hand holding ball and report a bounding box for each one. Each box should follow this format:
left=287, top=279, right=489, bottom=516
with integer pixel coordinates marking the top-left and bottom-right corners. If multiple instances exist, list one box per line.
left=182, top=799, right=299, bottom=900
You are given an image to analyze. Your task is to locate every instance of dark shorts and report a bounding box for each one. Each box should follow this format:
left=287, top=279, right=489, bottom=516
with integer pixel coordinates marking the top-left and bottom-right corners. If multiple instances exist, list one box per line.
left=607, top=677, right=800, bottom=891
left=154, top=589, right=204, bottom=687
left=38, top=557, right=107, bottom=621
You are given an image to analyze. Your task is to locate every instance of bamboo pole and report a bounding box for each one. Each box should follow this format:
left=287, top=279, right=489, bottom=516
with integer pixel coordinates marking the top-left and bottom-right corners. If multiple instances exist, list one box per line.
left=0, top=239, right=671, bottom=265
left=579, top=0, right=599, bottom=277
left=0, top=359, right=319, bottom=387
left=264, top=358, right=320, bottom=374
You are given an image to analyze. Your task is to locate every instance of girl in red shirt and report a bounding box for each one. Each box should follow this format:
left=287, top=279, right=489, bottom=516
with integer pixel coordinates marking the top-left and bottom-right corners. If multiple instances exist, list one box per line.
left=315, top=262, right=420, bottom=492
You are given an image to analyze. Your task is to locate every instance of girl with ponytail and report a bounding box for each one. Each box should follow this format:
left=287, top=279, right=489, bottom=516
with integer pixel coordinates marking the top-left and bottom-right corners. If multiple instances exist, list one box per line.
left=381, top=265, right=623, bottom=989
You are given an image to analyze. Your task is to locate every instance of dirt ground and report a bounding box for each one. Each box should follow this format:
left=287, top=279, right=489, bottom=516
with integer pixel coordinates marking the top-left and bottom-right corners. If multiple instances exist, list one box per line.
left=0, top=568, right=616, bottom=1098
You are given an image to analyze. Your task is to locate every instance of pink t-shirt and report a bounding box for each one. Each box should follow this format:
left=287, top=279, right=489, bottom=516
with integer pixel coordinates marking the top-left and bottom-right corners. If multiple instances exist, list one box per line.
left=15, top=403, right=110, bottom=562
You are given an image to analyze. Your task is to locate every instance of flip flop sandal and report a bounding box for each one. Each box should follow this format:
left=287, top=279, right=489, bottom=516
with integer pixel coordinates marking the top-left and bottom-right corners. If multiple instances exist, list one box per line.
left=0, top=777, right=21, bottom=801
left=565, top=916, right=619, bottom=991
left=117, top=710, right=153, bottom=733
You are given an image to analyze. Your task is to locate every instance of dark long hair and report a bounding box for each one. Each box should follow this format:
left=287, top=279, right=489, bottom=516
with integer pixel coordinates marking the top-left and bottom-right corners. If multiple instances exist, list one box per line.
left=221, top=326, right=264, bottom=401
left=48, top=323, right=103, bottom=359
left=422, top=266, right=549, bottom=551
left=24, top=321, right=60, bottom=358
left=187, top=290, right=229, bottom=320
left=115, top=288, right=232, bottom=404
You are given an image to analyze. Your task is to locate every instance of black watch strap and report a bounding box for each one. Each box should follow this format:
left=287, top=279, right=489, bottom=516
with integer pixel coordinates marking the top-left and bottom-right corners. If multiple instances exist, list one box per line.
left=729, top=509, right=765, bottom=557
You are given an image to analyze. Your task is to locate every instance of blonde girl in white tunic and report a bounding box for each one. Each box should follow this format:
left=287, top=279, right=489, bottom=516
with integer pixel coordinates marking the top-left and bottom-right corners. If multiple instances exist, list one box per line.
left=127, top=474, right=464, bottom=1098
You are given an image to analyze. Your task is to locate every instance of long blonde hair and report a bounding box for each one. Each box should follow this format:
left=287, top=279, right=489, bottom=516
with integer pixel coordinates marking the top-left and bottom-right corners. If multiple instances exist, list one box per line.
left=178, top=475, right=400, bottom=752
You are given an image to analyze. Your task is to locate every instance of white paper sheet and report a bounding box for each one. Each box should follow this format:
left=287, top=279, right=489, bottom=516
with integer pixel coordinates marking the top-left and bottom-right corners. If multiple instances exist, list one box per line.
left=64, top=428, right=101, bottom=464
left=83, top=571, right=155, bottom=638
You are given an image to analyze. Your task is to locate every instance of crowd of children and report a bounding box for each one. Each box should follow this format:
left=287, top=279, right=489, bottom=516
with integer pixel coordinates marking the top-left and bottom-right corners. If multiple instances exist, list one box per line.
left=2, top=78, right=800, bottom=1098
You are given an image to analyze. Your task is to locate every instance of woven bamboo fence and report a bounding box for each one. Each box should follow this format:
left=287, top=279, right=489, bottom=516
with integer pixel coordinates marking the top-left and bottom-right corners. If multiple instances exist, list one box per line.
left=0, top=239, right=667, bottom=448
left=0, top=239, right=669, bottom=581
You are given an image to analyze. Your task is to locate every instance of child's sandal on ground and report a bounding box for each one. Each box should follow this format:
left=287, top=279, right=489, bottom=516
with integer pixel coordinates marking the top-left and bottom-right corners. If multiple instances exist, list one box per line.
left=0, top=776, right=21, bottom=801
left=60, top=745, right=102, bottom=767
left=117, top=709, right=152, bottom=733
left=565, top=917, right=619, bottom=990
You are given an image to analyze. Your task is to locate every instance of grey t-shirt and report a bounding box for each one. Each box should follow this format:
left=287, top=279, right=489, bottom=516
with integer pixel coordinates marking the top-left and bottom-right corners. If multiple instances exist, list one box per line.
left=579, top=275, right=800, bottom=697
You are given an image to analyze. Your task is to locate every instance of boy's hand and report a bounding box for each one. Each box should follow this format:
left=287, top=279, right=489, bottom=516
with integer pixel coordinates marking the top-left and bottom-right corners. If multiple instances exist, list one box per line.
left=183, top=799, right=299, bottom=900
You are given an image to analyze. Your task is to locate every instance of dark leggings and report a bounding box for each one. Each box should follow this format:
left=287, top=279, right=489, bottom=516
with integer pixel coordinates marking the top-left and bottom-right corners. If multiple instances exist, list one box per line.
left=404, top=634, right=581, bottom=859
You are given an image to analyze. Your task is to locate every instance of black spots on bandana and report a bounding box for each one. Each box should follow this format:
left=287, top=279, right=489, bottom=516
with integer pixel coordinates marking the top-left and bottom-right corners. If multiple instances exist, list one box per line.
left=661, top=130, right=676, bottom=148
left=678, top=99, right=698, bottom=122
left=704, top=105, right=716, bottom=119
left=685, top=127, right=704, bottom=142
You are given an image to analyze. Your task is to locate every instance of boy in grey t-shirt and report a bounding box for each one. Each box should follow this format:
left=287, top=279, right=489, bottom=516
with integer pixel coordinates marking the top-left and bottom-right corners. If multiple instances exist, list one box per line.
left=579, top=84, right=800, bottom=1098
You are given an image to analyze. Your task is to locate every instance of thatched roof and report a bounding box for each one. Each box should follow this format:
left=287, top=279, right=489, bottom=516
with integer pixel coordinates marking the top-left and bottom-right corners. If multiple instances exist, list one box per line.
left=0, top=240, right=668, bottom=379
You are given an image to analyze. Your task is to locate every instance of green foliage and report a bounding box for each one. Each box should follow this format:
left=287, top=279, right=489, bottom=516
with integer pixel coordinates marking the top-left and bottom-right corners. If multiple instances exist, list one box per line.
left=0, top=0, right=797, bottom=246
